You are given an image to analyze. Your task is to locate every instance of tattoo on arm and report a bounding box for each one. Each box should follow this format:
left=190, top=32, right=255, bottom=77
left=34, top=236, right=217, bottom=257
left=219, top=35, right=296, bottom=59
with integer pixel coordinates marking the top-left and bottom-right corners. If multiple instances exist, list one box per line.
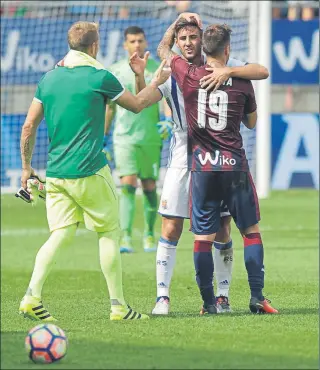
left=157, top=21, right=178, bottom=61
left=21, top=124, right=36, bottom=168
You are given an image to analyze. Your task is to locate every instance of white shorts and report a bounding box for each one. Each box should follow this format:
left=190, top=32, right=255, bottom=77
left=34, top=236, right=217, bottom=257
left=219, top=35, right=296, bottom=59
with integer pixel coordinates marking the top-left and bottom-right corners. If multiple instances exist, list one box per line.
left=158, top=167, right=231, bottom=219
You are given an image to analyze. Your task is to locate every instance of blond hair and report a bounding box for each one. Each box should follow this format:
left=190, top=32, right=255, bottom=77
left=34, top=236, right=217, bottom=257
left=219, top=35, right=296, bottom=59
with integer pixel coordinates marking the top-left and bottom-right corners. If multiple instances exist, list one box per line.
left=67, top=21, right=99, bottom=52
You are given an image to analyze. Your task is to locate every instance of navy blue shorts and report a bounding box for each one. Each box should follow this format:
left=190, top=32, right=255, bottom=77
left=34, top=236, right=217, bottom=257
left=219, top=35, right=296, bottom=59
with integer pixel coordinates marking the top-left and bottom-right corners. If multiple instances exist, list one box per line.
left=190, top=171, right=260, bottom=235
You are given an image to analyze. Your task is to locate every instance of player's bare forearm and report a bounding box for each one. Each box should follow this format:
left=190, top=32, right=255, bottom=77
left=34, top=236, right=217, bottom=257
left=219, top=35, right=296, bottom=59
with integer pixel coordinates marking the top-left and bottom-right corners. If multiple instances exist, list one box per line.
left=135, top=73, right=146, bottom=93
left=129, top=52, right=150, bottom=93
left=20, top=100, right=43, bottom=169
left=135, top=74, right=163, bottom=106
left=117, top=82, right=162, bottom=113
left=105, top=102, right=116, bottom=135
left=21, top=126, right=36, bottom=169
left=145, top=89, right=163, bottom=108
left=136, top=82, right=161, bottom=111
left=157, top=21, right=177, bottom=63
left=230, top=64, right=269, bottom=80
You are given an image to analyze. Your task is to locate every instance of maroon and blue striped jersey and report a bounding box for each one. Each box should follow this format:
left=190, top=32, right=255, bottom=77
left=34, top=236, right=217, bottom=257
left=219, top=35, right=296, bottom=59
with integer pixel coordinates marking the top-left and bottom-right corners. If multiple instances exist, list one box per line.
left=170, top=55, right=257, bottom=172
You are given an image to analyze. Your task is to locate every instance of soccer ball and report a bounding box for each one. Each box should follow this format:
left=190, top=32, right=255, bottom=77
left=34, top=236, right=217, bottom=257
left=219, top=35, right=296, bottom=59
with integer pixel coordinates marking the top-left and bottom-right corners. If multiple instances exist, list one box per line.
left=25, top=324, right=68, bottom=364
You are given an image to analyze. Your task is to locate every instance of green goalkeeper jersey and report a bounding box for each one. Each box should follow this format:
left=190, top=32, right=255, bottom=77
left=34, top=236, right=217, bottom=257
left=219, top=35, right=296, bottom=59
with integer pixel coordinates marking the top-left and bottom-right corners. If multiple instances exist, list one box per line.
left=35, top=65, right=125, bottom=179
left=110, top=58, right=162, bottom=146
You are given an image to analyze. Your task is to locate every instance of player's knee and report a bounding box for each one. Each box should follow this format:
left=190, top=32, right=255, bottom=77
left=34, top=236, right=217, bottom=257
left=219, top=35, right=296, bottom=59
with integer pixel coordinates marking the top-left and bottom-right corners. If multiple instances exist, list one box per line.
left=121, top=175, right=138, bottom=188
left=161, top=218, right=183, bottom=241
left=241, top=223, right=260, bottom=236
left=50, top=224, right=77, bottom=247
left=142, top=179, right=156, bottom=192
left=195, top=234, right=216, bottom=243
left=215, top=216, right=232, bottom=243
left=97, top=228, right=121, bottom=242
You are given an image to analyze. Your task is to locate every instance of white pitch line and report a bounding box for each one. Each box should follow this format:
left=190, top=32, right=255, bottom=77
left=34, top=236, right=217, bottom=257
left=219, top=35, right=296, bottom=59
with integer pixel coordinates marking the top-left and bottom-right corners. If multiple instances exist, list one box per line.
left=0, top=228, right=162, bottom=237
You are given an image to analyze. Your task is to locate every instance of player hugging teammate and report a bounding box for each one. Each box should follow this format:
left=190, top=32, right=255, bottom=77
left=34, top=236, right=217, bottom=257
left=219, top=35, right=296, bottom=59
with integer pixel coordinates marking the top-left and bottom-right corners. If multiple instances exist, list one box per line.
left=157, top=13, right=278, bottom=315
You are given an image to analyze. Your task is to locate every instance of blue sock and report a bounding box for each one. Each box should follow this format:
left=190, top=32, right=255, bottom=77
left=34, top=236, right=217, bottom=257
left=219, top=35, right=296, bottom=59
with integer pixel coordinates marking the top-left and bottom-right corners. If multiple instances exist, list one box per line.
left=243, top=233, right=264, bottom=301
left=193, top=240, right=215, bottom=306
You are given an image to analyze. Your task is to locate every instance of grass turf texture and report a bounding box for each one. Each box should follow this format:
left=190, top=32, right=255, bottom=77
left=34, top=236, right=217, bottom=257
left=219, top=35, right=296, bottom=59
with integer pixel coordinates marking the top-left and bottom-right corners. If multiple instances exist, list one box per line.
left=1, top=190, right=318, bottom=369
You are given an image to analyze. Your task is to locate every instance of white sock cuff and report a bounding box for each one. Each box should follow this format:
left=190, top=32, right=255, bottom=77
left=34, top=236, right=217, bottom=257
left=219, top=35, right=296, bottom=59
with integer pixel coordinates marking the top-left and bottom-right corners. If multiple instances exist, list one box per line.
left=214, top=239, right=233, bottom=250
left=159, top=237, right=178, bottom=249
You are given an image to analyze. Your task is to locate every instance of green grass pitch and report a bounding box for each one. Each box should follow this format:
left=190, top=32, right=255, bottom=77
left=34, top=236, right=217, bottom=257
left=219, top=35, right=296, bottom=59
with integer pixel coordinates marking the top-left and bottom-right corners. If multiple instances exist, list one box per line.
left=1, top=190, right=318, bottom=369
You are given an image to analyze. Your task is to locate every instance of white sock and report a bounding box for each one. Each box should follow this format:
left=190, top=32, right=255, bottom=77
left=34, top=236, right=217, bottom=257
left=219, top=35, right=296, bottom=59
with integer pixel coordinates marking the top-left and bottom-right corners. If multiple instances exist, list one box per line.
left=98, top=229, right=126, bottom=310
left=156, top=237, right=177, bottom=298
left=26, top=224, right=77, bottom=299
left=213, top=240, right=233, bottom=298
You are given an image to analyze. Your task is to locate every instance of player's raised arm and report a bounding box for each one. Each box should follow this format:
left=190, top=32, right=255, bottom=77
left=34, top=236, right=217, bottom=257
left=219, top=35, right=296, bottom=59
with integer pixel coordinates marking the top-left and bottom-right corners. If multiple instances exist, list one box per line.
left=115, top=60, right=171, bottom=113
left=129, top=51, right=150, bottom=93
left=157, top=20, right=178, bottom=63
left=200, top=62, right=269, bottom=92
left=20, top=99, right=44, bottom=188
left=129, top=51, right=165, bottom=107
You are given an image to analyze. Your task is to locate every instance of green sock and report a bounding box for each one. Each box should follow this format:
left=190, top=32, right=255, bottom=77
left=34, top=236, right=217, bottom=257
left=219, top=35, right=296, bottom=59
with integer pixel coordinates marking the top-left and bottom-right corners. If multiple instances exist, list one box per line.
left=119, top=184, right=136, bottom=237
left=143, top=189, right=158, bottom=236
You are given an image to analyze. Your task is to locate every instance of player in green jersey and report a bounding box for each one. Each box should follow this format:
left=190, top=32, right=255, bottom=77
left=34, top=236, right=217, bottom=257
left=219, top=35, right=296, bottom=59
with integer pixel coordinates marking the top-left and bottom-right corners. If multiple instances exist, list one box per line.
left=105, top=26, right=170, bottom=254
left=18, top=21, right=171, bottom=321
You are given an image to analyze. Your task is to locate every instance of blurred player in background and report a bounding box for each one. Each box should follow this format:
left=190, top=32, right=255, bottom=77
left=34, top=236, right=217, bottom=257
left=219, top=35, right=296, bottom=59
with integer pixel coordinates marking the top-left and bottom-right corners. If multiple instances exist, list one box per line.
left=105, top=26, right=171, bottom=254
left=167, top=21, right=278, bottom=314
left=18, top=21, right=171, bottom=322
left=133, top=12, right=270, bottom=314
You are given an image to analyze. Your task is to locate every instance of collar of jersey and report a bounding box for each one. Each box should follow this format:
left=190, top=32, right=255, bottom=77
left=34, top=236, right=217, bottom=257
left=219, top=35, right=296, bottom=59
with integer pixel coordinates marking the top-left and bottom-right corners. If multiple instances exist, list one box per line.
left=56, top=50, right=105, bottom=70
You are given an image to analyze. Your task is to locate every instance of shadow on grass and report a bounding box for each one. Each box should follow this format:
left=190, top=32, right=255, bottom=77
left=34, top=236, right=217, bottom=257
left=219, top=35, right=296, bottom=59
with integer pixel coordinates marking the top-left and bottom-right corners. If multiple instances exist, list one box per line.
left=152, top=307, right=319, bottom=319
left=1, top=332, right=318, bottom=370
left=152, top=311, right=251, bottom=319
left=280, top=307, right=319, bottom=315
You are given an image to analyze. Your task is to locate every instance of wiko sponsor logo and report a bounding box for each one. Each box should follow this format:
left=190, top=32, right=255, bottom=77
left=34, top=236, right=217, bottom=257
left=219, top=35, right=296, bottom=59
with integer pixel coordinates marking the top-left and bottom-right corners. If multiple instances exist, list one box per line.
left=1, top=31, right=55, bottom=72
left=273, top=29, right=319, bottom=72
left=1, top=30, right=121, bottom=73
left=198, top=151, right=236, bottom=166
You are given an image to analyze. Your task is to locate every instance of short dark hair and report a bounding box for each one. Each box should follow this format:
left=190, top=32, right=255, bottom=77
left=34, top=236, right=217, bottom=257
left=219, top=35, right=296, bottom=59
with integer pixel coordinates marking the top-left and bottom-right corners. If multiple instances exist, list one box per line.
left=174, top=17, right=202, bottom=38
left=124, top=26, right=145, bottom=39
left=202, top=24, right=232, bottom=57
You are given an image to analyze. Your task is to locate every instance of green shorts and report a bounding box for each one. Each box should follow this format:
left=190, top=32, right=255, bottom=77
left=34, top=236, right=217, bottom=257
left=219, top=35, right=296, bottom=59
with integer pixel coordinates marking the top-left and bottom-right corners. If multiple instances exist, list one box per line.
left=46, top=165, right=119, bottom=233
left=114, top=144, right=161, bottom=180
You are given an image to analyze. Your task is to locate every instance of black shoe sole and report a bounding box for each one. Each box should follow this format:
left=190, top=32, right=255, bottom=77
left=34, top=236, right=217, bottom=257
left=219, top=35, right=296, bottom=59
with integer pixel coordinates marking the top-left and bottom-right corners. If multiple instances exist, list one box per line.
left=249, top=303, right=265, bottom=314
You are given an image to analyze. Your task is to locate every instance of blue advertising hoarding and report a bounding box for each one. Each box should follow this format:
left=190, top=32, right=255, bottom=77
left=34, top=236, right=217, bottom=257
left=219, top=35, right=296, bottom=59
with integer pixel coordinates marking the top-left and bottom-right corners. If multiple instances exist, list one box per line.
left=272, top=20, right=319, bottom=84
left=2, top=113, right=318, bottom=190
left=272, top=113, right=319, bottom=189
left=1, top=17, right=248, bottom=85
left=0, top=18, right=171, bottom=85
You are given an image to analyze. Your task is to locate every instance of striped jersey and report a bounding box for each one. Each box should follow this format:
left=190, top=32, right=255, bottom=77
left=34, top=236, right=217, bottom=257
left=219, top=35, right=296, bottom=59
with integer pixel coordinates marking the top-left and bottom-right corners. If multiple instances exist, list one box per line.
left=158, top=57, right=247, bottom=169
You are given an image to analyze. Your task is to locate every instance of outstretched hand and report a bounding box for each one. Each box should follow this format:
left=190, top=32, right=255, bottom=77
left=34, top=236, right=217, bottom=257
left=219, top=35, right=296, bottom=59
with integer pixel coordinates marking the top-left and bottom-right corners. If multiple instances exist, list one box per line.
left=129, top=51, right=150, bottom=76
left=152, top=59, right=172, bottom=86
